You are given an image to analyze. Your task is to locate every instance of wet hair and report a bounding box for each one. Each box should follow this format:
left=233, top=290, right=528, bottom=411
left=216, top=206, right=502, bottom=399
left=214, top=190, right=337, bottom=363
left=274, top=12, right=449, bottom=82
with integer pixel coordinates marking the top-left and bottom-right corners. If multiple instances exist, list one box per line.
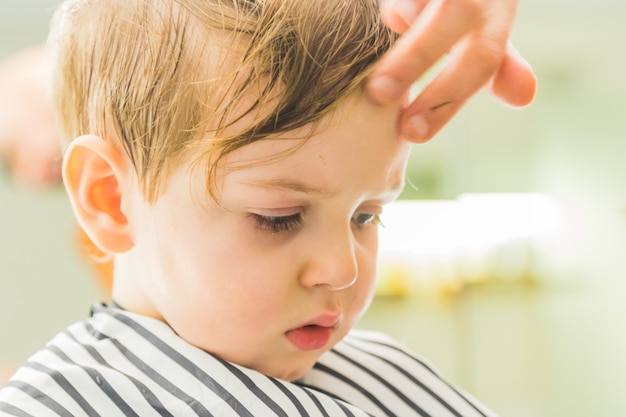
left=49, top=0, right=397, bottom=201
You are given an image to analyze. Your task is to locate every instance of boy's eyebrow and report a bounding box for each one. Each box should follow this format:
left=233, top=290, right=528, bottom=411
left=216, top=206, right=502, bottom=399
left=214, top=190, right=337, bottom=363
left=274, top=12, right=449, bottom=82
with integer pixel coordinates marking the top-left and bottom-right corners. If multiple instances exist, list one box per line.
left=241, top=178, right=406, bottom=199
left=241, top=178, right=338, bottom=196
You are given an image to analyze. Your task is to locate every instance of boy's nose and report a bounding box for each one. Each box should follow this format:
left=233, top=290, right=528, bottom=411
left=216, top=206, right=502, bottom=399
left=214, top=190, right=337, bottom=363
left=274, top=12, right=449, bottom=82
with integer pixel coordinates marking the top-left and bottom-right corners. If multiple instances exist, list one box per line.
left=300, top=226, right=358, bottom=290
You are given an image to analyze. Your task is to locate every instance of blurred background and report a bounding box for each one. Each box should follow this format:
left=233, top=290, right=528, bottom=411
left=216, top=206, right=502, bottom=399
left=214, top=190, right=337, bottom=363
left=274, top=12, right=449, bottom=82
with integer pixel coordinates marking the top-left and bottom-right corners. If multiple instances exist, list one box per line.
left=1, top=1, right=626, bottom=415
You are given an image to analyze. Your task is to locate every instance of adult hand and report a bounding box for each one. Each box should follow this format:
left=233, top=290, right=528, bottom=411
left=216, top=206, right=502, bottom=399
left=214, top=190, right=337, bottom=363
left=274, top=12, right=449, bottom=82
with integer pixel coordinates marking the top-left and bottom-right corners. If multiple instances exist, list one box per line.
left=0, top=46, right=61, bottom=186
left=368, top=0, right=537, bottom=142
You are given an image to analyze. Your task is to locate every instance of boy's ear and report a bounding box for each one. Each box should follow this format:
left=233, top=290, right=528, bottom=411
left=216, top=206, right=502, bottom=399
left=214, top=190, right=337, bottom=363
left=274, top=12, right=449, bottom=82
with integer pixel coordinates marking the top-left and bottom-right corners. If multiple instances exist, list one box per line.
left=62, top=135, right=134, bottom=254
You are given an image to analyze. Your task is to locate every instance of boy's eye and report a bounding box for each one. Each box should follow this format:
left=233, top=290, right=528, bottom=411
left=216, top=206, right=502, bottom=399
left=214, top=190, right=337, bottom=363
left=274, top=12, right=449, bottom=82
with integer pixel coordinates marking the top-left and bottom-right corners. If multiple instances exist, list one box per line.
left=352, top=213, right=383, bottom=227
left=250, top=213, right=303, bottom=233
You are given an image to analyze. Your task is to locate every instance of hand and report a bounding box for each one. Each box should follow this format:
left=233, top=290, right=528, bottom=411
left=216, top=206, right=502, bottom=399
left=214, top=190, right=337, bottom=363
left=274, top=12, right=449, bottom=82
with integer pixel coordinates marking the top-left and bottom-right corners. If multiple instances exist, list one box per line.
left=0, top=46, right=61, bottom=186
left=368, top=0, right=537, bottom=142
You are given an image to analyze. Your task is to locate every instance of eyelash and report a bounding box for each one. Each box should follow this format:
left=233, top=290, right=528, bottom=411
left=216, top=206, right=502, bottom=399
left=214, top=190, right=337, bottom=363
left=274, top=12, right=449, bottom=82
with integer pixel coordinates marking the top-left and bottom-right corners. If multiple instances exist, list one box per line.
left=251, top=212, right=383, bottom=234
left=251, top=213, right=304, bottom=233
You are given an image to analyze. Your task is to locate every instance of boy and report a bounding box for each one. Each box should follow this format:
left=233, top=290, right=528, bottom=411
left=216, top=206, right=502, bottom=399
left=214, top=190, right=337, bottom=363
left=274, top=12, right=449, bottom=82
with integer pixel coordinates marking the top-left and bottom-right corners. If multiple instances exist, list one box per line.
left=1, top=0, right=497, bottom=416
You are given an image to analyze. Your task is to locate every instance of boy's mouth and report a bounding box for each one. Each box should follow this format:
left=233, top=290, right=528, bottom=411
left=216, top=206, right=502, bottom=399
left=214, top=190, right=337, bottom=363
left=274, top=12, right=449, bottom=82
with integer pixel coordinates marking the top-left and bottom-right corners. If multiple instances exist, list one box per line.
left=285, top=325, right=334, bottom=351
left=285, top=313, right=342, bottom=351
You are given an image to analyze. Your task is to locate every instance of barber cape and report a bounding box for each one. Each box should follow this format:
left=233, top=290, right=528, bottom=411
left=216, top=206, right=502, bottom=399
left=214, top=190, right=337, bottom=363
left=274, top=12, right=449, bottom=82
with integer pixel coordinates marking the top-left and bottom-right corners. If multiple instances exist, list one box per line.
left=0, top=304, right=496, bottom=416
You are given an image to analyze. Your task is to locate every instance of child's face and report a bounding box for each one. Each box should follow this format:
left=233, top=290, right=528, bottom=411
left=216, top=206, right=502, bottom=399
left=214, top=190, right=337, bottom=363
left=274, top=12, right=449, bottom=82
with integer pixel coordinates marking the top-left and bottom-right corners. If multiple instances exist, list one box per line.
left=122, top=96, right=411, bottom=381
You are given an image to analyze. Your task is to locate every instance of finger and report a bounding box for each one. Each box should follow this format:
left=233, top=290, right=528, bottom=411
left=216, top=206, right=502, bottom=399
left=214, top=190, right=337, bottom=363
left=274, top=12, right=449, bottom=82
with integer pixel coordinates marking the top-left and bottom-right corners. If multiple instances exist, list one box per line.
left=379, top=0, right=427, bottom=34
left=488, top=44, right=537, bottom=108
left=398, top=33, right=510, bottom=142
left=368, top=0, right=482, bottom=105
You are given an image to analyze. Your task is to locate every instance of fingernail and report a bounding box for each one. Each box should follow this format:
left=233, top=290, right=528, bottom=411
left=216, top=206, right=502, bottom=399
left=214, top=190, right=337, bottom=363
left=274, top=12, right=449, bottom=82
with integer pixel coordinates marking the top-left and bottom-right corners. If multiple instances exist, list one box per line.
left=391, top=0, right=420, bottom=25
left=368, top=76, right=402, bottom=104
left=403, top=114, right=429, bottom=142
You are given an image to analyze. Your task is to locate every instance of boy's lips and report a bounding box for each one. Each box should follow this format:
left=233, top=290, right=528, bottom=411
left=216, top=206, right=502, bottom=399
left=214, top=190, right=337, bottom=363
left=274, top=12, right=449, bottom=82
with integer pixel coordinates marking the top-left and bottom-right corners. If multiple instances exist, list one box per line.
left=285, top=312, right=342, bottom=351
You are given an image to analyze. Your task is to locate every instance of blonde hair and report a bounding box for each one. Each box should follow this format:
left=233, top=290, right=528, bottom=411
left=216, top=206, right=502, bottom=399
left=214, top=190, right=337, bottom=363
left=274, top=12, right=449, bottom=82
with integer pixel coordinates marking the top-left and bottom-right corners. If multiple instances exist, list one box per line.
left=49, top=0, right=397, bottom=201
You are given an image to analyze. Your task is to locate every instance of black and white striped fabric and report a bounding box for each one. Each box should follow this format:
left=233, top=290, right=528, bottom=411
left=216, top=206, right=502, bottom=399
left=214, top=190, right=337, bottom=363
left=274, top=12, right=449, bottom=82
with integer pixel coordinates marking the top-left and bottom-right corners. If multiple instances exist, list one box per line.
left=0, top=304, right=497, bottom=416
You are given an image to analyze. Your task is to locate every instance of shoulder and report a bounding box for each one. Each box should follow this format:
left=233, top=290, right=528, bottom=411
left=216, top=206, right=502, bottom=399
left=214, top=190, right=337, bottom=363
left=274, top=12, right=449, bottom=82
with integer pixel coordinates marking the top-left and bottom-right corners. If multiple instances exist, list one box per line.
left=0, top=305, right=187, bottom=417
left=0, top=317, right=107, bottom=416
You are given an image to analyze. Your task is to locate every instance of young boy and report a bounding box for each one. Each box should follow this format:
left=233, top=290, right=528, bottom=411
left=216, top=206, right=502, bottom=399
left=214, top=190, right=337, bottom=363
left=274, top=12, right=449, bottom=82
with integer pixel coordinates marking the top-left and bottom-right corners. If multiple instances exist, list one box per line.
left=0, top=0, right=497, bottom=416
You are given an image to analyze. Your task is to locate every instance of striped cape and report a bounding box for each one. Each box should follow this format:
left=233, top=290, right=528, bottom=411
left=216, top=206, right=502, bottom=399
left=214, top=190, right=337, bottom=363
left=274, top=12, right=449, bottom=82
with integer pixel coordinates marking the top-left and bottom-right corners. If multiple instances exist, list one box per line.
left=0, top=304, right=497, bottom=416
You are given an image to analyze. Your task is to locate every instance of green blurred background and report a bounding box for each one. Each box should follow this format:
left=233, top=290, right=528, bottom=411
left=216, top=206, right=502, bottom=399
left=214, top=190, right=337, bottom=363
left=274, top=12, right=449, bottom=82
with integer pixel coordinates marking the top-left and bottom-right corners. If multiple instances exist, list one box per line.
left=1, top=1, right=626, bottom=416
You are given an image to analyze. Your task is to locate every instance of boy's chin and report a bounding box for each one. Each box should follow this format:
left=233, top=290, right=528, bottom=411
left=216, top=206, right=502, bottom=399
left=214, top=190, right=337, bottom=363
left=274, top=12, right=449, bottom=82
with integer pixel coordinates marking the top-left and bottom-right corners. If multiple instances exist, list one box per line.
left=265, top=363, right=314, bottom=382
left=251, top=356, right=318, bottom=382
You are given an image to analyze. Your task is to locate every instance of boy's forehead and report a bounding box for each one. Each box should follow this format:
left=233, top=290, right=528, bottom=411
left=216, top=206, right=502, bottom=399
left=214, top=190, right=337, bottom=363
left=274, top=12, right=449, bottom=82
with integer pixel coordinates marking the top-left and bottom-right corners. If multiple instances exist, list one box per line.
left=214, top=95, right=409, bottom=190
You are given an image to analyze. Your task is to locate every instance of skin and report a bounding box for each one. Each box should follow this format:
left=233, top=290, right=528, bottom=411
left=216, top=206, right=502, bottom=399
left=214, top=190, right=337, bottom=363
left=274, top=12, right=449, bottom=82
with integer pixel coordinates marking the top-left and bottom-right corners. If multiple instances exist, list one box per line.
left=369, top=0, right=537, bottom=142
left=63, top=95, right=411, bottom=381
